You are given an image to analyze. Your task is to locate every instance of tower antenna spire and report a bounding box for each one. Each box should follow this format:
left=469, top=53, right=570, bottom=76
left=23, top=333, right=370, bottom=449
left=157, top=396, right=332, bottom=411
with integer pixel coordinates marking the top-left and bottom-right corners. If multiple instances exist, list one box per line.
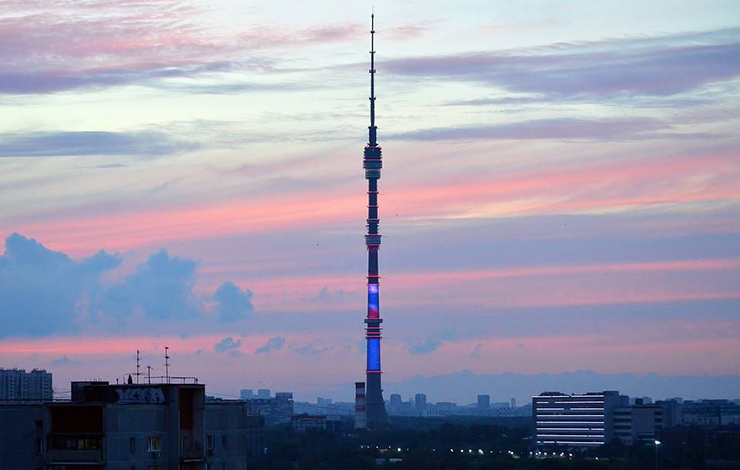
left=369, top=13, right=377, bottom=146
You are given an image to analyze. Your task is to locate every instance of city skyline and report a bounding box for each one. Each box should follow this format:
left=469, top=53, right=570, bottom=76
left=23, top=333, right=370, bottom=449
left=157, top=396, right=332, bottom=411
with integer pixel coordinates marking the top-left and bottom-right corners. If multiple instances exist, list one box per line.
left=1, top=0, right=740, bottom=402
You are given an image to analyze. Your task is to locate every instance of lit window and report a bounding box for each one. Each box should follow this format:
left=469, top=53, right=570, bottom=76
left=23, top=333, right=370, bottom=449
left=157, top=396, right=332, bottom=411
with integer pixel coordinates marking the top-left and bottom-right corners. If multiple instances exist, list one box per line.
left=147, top=436, right=162, bottom=452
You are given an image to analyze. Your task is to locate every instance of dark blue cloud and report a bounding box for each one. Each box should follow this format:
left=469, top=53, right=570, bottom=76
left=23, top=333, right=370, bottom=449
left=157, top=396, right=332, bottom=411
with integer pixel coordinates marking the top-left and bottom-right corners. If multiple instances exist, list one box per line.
left=0, top=234, right=259, bottom=337
left=408, top=338, right=443, bottom=355
left=0, top=131, right=198, bottom=157
left=0, top=233, right=121, bottom=337
left=294, top=344, right=329, bottom=356
left=255, top=336, right=285, bottom=355
left=51, top=356, right=82, bottom=366
left=213, top=282, right=254, bottom=322
left=0, top=62, right=234, bottom=95
left=385, top=29, right=740, bottom=98
left=0, top=234, right=266, bottom=337
left=102, top=249, right=200, bottom=321
left=408, top=330, right=459, bottom=355
left=214, top=336, right=242, bottom=353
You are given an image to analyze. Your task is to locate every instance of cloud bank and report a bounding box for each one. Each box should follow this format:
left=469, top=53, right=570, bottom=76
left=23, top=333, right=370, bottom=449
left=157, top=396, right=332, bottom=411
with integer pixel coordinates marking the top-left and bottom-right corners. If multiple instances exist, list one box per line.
left=0, top=233, right=254, bottom=337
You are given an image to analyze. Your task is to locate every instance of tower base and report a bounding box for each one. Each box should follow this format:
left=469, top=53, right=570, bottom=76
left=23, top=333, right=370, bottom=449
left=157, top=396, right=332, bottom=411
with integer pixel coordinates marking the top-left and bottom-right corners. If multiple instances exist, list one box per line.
left=365, top=372, right=389, bottom=428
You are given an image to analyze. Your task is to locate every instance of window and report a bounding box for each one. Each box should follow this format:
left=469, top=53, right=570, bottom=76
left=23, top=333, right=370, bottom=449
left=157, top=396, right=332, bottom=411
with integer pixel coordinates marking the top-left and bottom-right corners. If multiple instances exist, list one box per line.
left=146, top=466, right=163, bottom=470
left=130, top=437, right=136, bottom=454
left=206, top=435, right=213, bottom=450
left=147, top=436, right=162, bottom=452
left=222, top=463, right=227, bottom=470
left=222, top=435, right=228, bottom=451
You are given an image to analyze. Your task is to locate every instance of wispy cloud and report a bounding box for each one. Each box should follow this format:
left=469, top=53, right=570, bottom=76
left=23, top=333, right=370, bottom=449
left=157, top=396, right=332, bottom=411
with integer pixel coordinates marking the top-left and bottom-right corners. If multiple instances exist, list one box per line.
left=294, top=344, right=329, bottom=356
left=0, top=131, right=198, bottom=157
left=255, top=336, right=285, bottom=355
left=408, top=338, right=443, bottom=355
left=384, top=28, right=740, bottom=98
left=389, top=117, right=671, bottom=141
left=0, top=1, right=365, bottom=94
left=214, top=336, right=241, bottom=353
left=51, top=355, right=82, bottom=366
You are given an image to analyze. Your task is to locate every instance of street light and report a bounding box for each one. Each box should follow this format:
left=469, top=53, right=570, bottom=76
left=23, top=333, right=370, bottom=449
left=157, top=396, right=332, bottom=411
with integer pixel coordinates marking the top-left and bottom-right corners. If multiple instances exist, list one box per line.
left=654, top=439, right=661, bottom=470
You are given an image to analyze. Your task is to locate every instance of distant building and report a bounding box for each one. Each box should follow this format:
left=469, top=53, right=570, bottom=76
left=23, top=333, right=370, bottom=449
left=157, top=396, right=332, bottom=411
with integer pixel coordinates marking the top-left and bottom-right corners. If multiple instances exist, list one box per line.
left=0, top=380, right=264, bottom=470
left=682, top=399, right=740, bottom=426
left=292, top=414, right=327, bottom=432
left=294, top=400, right=354, bottom=417
left=613, top=399, right=680, bottom=445
left=477, top=394, right=491, bottom=410
left=389, top=393, right=402, bottom=408
left=414, top=393, right=427, bottom=413
left=257, top=389, right=271, bottom=399
left=244, top=393, right=293, bottom=426
left=533, top=391, right=628, bottom=448
left=0, top=368, right=52, bottom=401
left=511, top=398, right=517, bottom=409
left=436, top=402, right=457, bottom=412
left=240, top=389, right=254, bottom=399
left=317, top=397, right=333, bottom=407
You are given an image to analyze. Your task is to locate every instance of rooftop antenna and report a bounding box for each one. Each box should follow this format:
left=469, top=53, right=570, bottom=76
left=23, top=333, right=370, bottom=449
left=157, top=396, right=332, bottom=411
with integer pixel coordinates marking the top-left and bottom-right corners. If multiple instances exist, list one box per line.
left=164, top=346, right=170, bottom=384
left=136, top=350, right=141, bottom=384
left=147, top=365, right=152, bottom=384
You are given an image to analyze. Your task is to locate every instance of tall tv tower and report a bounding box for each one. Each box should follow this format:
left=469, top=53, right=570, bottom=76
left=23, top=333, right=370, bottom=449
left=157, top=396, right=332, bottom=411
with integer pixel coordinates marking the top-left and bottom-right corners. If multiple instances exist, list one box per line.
left=362, top=13, right=389, bottom=428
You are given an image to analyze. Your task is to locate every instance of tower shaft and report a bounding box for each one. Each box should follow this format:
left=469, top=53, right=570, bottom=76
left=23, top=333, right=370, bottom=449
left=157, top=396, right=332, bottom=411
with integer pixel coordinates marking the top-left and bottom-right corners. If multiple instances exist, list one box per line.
left=362, top=13, right=389, bottom=428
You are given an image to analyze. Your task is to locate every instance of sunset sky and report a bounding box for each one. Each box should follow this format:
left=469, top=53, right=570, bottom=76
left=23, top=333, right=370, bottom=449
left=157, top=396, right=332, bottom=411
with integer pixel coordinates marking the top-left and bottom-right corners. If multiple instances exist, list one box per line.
left=1, top=0, right=739, bottom=402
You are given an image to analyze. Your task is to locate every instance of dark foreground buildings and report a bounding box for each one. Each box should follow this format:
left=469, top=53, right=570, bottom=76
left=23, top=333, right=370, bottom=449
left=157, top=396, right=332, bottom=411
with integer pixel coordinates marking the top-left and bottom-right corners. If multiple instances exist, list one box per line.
left=0, top=380, right=264, bottom=470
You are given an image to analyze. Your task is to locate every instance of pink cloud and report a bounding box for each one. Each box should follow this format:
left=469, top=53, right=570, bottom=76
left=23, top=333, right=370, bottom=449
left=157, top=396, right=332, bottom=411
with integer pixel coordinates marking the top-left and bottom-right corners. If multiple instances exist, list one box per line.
left=5, top=149, right=738, bottom=258
left=0, top=1, right=364, bottom=93
left=201, top=258, right=740, bottom=313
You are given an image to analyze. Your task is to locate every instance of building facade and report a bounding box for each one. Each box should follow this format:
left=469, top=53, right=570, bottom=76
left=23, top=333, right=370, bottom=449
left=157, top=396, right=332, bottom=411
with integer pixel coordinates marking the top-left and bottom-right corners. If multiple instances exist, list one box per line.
left=533, top=391, right=628, bottom=448
left=682, top=400, right=740, bottom=426
left=291, top=414, right=327, bottom=432
left=0, top=368, right=53, bottom=402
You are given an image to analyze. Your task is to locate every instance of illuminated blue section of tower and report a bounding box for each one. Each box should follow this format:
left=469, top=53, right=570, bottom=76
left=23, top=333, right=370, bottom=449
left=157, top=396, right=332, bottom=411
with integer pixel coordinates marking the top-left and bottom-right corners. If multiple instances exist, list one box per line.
left=367, top=338, right=380, bottom=371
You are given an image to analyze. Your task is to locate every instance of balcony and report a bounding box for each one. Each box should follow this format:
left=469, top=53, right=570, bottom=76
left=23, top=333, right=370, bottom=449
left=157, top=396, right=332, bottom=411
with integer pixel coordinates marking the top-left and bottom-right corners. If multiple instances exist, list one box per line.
left=47, top=449, right=103, bottom=463
left=47, top=433, right=103, bottom=464
left=181, top=441, right=204, bottom=461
